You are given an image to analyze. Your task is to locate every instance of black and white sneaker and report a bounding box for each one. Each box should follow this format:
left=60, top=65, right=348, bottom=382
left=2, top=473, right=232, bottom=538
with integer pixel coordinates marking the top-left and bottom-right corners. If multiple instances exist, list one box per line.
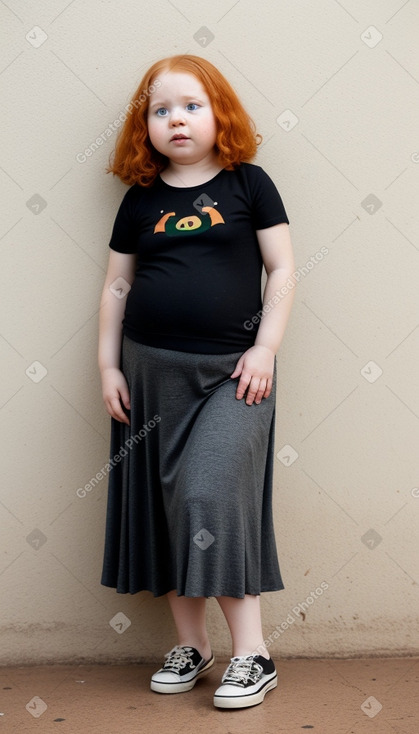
left=213, top=654, right=277, bottom=709
left=150, top=645, right=215, bottom=694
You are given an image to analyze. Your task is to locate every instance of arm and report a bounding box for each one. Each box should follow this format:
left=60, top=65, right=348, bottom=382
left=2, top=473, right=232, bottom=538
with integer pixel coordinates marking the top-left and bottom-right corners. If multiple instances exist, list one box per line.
left=231, top=223, right=296, bottom=405
left=254, top=222, right=296, bottom=353
left=98, top=249, right=137, bottom=424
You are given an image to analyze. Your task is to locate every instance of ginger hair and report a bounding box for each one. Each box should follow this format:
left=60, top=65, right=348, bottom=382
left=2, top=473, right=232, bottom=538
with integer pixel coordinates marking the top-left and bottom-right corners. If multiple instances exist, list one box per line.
left=107, top=54, right=261, bottom=187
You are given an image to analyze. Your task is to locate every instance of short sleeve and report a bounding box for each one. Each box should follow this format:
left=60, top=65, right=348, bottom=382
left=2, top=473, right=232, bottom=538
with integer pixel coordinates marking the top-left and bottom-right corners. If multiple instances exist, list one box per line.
left=108, top=186, right=138, bottom=253
left=250, top=166, right=289, bottom=229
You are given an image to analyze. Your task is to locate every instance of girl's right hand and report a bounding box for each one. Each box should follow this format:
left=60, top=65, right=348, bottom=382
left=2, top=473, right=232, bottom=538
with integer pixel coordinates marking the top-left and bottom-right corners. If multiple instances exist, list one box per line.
left=101, top=367, right=131, bottom=425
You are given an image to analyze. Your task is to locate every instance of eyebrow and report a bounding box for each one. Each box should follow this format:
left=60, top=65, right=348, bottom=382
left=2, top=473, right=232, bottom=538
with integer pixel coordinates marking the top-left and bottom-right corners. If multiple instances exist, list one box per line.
left=149, top=95, right=206, bottom=110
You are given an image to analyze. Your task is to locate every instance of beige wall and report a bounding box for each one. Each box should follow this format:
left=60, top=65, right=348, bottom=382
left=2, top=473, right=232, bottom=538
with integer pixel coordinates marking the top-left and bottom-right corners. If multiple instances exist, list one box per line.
left=1, top=0, right=418, bottom=665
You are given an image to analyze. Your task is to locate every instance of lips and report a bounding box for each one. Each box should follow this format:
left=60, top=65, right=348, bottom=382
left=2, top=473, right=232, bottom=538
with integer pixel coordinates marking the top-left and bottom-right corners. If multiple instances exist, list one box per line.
left=170, top=134, right=189, bottom=141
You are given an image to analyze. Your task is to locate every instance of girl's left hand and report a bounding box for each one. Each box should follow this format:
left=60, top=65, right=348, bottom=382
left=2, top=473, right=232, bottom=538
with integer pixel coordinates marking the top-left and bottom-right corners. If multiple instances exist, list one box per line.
left=230, top=345, right=275, bottom=405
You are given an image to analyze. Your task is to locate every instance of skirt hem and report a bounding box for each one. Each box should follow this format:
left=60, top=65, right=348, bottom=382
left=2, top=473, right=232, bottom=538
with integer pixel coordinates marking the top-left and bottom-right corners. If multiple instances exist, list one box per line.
left=101, top=580, right=285, bottom=598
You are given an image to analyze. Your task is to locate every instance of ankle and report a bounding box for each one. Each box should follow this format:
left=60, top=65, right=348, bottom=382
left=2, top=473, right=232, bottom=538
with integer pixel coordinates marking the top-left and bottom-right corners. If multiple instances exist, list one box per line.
left=232, top=645, right=270, bottom=660
left=178, top=639, right=212, bottom=661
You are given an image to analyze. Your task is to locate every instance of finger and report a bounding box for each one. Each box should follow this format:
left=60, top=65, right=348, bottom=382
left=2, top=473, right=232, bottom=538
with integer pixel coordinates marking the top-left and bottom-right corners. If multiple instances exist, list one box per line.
left=263, top=378, right=273, bottom=400
left=245, top=376, right=262, bottom=405
left=254, top=380, right=267, bottom=405
left=230, top=356, right=244, bottom=379
left=120, top=386, right=131, bottom=411
left=108, top=396, right=130, bottom=425
left=235, top=372, right=251, bottom=400
left=115, top=409, right=130, bottom=425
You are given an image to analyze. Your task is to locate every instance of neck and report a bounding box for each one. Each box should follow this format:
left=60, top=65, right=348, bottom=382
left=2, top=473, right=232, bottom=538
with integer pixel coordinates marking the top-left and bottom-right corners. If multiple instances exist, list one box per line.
left=162, top=154, right=223, bottom=187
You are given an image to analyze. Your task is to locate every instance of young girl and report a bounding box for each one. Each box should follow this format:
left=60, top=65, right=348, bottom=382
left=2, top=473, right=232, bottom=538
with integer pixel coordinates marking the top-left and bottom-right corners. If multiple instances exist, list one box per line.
left=99, top=54, right=295, bottom=710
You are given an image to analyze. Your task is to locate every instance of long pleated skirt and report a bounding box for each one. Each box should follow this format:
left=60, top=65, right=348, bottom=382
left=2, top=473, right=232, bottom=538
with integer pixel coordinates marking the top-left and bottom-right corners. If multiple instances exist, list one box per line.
left=100, top=335, right=285, bottom=598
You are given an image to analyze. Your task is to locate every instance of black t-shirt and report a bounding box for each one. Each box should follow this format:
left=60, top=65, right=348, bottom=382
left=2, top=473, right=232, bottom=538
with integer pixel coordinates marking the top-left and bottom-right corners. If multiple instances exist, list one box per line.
left=108, top=162, right=289, bottom=354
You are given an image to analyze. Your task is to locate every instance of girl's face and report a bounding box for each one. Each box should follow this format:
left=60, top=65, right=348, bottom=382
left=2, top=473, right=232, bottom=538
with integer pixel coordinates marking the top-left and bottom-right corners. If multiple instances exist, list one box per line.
left=147, top=71, right=218, bottom=166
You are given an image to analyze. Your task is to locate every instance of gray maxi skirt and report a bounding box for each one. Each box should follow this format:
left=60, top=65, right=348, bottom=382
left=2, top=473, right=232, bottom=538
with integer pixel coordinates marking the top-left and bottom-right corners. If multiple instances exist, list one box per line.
left=101, top=335, right=285, bottom=598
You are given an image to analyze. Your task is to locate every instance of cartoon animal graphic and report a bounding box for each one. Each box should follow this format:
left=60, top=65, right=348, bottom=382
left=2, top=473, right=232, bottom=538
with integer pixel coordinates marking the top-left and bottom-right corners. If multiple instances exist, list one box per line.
left=154, top=205, right=225, bottom=236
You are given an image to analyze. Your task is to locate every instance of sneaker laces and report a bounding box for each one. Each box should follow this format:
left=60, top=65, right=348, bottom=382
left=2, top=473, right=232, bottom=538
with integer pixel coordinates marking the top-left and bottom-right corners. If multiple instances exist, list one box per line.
left=222, top=656, right=263, bottom=686
left=162, top=646, right=196, bottom=673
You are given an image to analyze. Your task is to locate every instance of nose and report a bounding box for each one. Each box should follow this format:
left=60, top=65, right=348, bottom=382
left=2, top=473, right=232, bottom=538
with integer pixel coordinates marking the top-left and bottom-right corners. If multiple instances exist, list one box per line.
left=169, top=106, right=186, bottom=126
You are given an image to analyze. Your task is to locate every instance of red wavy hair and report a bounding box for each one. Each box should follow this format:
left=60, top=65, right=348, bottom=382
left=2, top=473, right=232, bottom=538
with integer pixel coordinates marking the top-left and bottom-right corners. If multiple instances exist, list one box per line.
left=107, top=54, right=261, bottom=187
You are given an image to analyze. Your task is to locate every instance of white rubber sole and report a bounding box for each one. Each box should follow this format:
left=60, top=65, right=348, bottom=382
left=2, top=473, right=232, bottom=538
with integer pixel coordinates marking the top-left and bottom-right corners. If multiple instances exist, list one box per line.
left=213, top=674, right=277, bottom=709
left=150, top=655, right=215, bottom=694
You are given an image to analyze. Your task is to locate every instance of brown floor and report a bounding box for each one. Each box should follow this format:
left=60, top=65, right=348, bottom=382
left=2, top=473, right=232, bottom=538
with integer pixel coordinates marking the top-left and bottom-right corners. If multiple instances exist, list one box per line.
left=0, top=657, right=418, bottom=734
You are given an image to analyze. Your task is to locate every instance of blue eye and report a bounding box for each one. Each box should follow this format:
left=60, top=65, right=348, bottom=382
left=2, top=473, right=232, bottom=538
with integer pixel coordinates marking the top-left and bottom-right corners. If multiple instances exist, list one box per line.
left=186, top=103, right=199, bottom=111
left=156, top=107, right=168, bottom=116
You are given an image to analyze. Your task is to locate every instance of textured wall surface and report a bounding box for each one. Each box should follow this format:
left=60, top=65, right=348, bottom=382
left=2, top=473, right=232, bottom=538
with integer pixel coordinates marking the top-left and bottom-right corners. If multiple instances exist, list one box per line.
left=1, top=0, right=418, bottom=665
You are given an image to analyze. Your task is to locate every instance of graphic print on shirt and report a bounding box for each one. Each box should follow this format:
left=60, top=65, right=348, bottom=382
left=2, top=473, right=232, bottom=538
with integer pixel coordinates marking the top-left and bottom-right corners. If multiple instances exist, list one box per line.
left=153, top=193, right=225, bottom=237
